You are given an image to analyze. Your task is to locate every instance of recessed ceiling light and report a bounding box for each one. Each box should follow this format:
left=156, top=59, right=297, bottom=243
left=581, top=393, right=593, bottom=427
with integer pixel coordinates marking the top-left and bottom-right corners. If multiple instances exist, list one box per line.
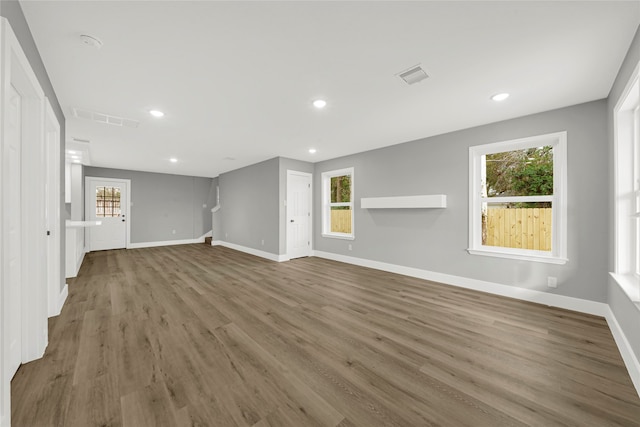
left=150, top=110, right=164, bottom=117
left=169, top=158, right=178, bottom=163
left=312, top=99, right=327, bottom=109
left=308, top=148, right=317, bottom=154
left=72, top=159, right=81, bottom=163
left=71, top=155, right=80, bottom=159
left=67, top=150, right=76, bottom=154
left=491, top=93, right=510, bottom=102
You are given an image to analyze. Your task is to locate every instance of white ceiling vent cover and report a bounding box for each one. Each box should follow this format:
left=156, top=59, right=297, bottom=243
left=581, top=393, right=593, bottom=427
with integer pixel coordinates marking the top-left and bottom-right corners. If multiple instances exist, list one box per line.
left=72, top=107, right=140, bottom=128
left=397, top=65, right=429, bottom=85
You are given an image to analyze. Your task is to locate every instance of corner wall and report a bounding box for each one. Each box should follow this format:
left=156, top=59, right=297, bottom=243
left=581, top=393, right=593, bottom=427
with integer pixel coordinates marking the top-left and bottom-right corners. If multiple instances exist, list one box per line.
left=217, top=158, right=280, bottom=254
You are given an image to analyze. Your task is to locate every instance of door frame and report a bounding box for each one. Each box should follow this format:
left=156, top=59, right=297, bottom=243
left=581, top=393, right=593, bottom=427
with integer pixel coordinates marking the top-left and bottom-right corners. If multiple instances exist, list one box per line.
left=44, top=98, right=62, bottom=317
left=85, top=177, right=131, bottom=251
left=1, top=16, right=49, bottom=427
left=286, top=170, right=313, bottom=259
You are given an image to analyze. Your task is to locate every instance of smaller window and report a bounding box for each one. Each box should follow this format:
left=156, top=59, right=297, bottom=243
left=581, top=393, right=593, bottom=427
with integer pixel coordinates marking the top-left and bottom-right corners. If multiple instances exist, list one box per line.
left=322, top=168, right=354, bottom=239
left=96, top=186, right=121, bottom=218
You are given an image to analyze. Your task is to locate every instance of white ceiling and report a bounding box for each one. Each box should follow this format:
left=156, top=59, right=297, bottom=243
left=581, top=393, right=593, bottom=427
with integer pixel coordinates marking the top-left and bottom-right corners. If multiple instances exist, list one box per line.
left=20, top=1, right=640, bottom=178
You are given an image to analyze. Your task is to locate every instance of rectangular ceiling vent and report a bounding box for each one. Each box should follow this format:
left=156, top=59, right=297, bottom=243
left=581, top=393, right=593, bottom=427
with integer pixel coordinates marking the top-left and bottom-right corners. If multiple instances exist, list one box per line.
left=397, top=65, right=429, bottom=85
left=72, top=107, right=140, bottom=128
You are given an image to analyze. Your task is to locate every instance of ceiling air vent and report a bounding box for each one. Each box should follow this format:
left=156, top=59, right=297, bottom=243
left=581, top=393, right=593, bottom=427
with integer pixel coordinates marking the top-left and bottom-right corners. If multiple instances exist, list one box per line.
left=397, top=65, right=429, bottom=85
left=72, top=107, right=140, bottom=128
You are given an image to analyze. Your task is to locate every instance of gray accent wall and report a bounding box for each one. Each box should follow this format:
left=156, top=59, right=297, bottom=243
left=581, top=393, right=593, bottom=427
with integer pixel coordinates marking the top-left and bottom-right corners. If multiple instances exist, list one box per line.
left=218, top=158, right=280, bottom=254
left=607, top=26, right=640, bottom=366
left=84, top=167, right=215, bottom=244
left=314, top=100, right=609, bottom=303
left=1, top=0, right=66, bottom=292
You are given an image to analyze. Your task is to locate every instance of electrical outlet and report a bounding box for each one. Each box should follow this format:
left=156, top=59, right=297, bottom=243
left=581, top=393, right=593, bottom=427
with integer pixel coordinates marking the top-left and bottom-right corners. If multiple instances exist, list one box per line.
left=348, top=244, right=352, bottom=251
left=547, top=276, right=558, bottom=288
left=225, top=233, right=228, bottom=238
left=261, top=239, right=265, bottom=246
left=172, top=229, right=176, bottom=235
left=202, top=203, right=207, bottom=208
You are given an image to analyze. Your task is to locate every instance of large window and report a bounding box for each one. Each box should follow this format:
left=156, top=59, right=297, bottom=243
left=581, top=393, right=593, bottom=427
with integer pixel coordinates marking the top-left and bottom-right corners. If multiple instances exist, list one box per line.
left=322, top=167, right=354, bottom=239
left=468, top=132, right=567, bottom=264
left=613, top=61, right=640, bottom=302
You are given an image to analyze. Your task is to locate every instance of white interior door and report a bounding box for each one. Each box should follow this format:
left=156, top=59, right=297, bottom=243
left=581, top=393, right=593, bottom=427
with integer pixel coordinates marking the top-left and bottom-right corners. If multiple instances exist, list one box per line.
left=6, top=84, right=23, bottom=378
left=45, top=99, right=61, bottom=317
left=86, top=178, right=129, bottom=251
left=287, top=171, right=312, bottom=259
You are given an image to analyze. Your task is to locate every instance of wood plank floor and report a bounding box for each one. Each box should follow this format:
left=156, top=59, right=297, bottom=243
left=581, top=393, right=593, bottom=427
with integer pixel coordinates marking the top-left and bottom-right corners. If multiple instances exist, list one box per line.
left=11, top=244, right=640, bottom=426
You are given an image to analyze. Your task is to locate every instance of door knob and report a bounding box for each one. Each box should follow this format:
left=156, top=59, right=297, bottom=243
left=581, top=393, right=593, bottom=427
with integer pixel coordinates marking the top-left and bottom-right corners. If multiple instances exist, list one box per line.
left=290, top=219, right=294, bottom=222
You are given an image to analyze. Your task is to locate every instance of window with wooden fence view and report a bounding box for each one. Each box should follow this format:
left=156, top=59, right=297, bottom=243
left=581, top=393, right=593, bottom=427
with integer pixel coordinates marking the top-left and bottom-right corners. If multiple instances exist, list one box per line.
left=482, top=145, right=553, bottom=251
left=330, top=174, right=352, bottom=234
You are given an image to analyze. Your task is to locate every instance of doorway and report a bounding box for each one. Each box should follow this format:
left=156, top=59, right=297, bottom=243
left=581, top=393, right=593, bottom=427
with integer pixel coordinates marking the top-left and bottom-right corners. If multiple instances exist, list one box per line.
left=286, top=171, right=312, bottom=259
left=86, top=177, right=130, bottom=251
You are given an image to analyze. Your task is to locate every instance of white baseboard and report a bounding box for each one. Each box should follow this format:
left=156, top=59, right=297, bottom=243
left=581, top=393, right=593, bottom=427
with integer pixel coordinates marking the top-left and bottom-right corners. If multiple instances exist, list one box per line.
left=313, top=251, right=608, bottom=316
left=211, top=240, right=287, bottom=262
left=605, top=306, right=640, bottom=397
left=50, top=284, right=68, bottom=317
left=128, top=236, right=206, bottom=249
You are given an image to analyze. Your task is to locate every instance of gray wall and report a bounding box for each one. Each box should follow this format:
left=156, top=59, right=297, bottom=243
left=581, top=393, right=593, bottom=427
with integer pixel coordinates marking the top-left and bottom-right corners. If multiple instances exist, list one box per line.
left=84, top=167, right=215, bottom=244
left=1, top=0, right=66, bottom=292
left=218, top=158, right=280, bottom=254
left=314, top=100, right=609, bottom=303
left=607, top=26, right=640, bottom=364
left=279, top=157, right=314, bottom=255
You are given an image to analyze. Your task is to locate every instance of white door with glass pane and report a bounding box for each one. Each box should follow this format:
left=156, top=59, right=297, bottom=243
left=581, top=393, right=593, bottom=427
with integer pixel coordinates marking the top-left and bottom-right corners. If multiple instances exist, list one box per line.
left=287, top=171, right=312, bottom=259
left=86, top=178, right=129, bottom=251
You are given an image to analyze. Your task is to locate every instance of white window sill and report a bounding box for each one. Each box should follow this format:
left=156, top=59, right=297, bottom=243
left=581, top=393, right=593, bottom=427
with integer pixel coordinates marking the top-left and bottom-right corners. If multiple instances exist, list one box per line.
left=467, top=248, right=568, bottom=265
left=610, top=272, right=640, bottom=304
left=322, top=233, right=355, bottom=241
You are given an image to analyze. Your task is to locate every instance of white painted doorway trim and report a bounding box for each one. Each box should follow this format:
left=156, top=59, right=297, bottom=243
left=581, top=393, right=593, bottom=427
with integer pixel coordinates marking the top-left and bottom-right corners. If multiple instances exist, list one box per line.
left=44, top=98, right=62, bottom=317
left=85, top=177, right=131, bottom=251
left=1, top=16, right=49, bottom=427
left=286, top=170, right=313, bottom=259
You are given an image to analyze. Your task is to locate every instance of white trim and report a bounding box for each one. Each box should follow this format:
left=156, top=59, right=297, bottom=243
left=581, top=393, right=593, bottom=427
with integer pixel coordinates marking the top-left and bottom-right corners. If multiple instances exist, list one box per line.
left=212, top=241, right=288, bottom=262
left=49, top=284, right=69, bottom=318
left=604, top=306, right=640, bottom=397
left=286, top=170, right=313, bottom=259
left=467, top=248, right=568, bottom=265
left=128, top=237, right=206, bottom=249
left=85, top=176, right=131, bottom=250
left=468, top=131, right=567, bottom=262
left=44, top=97, right=61, bottom=319
left=613, top=60, right=640, bottom=288
left=313, top=250, right=607, bottom=316
left=610, top=272, right=640, bottom=302
left=321, top=167, right=355, bottom=239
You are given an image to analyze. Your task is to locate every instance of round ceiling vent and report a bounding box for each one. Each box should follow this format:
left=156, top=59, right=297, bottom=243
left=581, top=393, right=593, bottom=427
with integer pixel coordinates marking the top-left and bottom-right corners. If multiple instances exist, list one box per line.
left=80, top=34, right=103, bottom=49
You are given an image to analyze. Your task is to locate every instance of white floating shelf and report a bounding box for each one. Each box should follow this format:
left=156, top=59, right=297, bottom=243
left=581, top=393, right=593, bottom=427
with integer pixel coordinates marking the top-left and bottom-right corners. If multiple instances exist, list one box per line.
left=361, top=195, right=447, bottom=209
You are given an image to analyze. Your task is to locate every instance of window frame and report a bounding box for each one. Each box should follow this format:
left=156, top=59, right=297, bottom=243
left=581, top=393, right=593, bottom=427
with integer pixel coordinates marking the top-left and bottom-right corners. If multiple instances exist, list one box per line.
left=321, top=167, right=355, bottom=240
left=612, top=60, right=640, bottom=302
left=468, top=131, right=568, bottom=264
